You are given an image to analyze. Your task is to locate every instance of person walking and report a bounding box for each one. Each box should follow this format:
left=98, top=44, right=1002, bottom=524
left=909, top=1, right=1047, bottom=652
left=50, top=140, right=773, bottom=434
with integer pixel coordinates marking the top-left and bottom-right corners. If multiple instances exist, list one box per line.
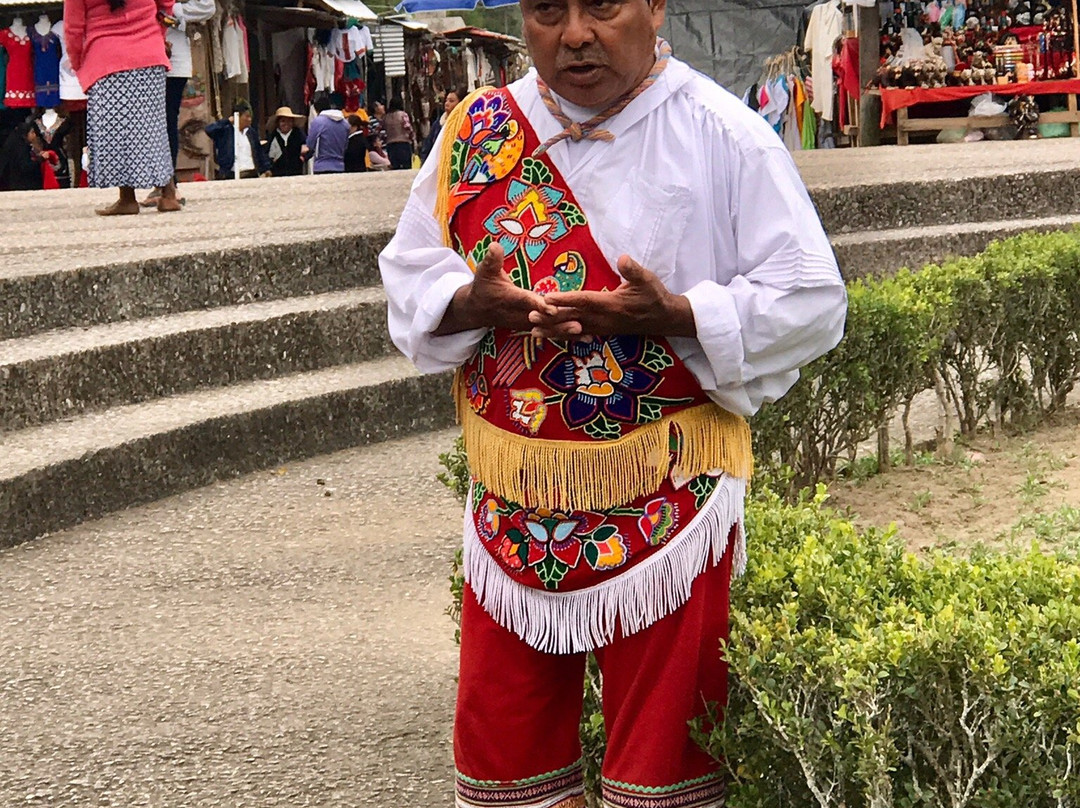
left=307, top=94, right=349, bottom=174
left=379, top=1, right=847, bottom=806
left=344, top=114, right=369, bottom=173
left=419, top=90, right=461, bottom=164
left=204, top=100, right=271, bottom=180
left=265, top=106, right=307, bottom=177
left=382, top=96, right=413, bottom=170
left=63, top=0, right=182, bottom=214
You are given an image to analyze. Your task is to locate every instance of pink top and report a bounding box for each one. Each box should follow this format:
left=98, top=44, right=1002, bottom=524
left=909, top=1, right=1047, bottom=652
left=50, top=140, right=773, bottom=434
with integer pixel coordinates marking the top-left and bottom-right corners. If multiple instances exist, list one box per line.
left=62, top=0, right=174, bottom=93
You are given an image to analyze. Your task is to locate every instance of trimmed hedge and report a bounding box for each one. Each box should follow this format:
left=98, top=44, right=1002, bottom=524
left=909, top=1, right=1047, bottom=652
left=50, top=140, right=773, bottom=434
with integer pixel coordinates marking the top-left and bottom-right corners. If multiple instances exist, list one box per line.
left=756, top=228, right=1080, bottom=491
left=703, top=488, right=1080, bottom=808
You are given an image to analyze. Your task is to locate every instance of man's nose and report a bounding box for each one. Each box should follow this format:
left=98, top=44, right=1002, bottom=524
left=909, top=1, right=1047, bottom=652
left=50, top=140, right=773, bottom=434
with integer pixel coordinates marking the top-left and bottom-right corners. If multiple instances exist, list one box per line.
left=560, top=5, right=597, bottom=48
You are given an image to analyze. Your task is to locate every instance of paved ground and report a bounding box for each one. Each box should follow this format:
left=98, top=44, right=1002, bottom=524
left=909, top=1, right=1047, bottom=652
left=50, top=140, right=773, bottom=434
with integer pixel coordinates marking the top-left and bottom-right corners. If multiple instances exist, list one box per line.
left=0, top=430, right=463, bottom=807
left=2, top=138, right=1078, bottom=277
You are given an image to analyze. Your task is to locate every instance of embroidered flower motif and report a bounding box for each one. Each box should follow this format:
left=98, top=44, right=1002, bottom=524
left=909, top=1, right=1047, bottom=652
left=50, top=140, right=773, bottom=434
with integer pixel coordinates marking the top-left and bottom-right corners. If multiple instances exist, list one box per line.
left=478, top=499, right=501, bottom=541
left=509, top=388, right=548, bottom=434
left=466, top=369, right=489, bottom=415
left=638, top=498, right=678, bottom=546
left=483, top=180, right=570, bottom=263
left=541, top=336, right=662, bottom=429
left=590, top=529, right=628, bottom=570
left=522, top=509, right=586, bottom=569
left=498, top=535, right=525, bottom=571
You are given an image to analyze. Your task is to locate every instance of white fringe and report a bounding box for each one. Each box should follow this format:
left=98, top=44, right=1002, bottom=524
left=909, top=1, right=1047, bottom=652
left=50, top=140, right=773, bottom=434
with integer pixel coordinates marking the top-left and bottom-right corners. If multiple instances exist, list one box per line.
left=463, top=475, right=748, bottom=655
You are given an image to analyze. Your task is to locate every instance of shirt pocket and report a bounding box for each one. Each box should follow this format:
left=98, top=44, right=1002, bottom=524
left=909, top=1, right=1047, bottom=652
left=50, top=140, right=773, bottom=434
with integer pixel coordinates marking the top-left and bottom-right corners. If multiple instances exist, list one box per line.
left=594, top=174, right=693, bottom=284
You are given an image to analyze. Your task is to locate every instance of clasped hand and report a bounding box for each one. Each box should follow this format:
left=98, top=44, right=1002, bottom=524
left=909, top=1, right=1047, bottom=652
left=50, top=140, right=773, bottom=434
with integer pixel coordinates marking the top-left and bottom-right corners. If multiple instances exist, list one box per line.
left=457, top=244, right=695, bottom=340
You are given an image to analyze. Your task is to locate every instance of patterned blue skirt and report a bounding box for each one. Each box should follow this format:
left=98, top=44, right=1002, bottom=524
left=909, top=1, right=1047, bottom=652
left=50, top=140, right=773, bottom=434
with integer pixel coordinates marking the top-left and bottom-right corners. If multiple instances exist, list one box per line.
left=87, top=66, right=174, bottom=189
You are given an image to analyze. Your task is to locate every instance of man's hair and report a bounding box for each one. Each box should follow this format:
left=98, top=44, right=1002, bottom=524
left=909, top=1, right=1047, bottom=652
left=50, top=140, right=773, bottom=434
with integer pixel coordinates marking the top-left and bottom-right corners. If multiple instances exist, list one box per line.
left=329, top=92, right=346, bottom=110
left=314, top=95, right=331, bottom=114
left=232, top=100, right=252, bottom=115
left=388, top=97, right=405, bottom=114
left=107, top=0, right=125, bottom=9
left=347, top=115, right=365, bottom=129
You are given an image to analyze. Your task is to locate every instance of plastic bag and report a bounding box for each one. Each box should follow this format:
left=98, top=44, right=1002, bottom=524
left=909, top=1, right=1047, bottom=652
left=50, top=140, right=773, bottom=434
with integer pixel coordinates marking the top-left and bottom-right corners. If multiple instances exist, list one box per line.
left=969, top=93, right=1007, bottom=117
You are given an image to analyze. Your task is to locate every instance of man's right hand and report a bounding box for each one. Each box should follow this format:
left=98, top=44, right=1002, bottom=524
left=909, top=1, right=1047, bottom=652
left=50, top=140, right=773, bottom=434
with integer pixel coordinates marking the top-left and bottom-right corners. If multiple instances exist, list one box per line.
left=434, top=244, right=557, bottom=336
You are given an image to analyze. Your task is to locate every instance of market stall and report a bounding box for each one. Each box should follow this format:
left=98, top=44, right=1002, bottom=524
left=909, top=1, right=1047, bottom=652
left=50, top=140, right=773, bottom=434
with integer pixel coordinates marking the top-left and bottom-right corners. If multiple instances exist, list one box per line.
left=870, top=0, right=1080, bottom=143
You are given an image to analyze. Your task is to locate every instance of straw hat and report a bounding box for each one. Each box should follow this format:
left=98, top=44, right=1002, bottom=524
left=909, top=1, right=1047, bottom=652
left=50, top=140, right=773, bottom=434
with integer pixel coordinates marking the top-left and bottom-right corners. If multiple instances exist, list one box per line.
left=266, top=106, right=306, bottom=131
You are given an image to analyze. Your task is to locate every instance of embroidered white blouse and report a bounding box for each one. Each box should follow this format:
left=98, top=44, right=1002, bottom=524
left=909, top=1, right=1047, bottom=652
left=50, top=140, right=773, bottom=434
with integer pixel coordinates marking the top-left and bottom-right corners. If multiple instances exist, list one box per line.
left=379, top=58, right=846, bottom=418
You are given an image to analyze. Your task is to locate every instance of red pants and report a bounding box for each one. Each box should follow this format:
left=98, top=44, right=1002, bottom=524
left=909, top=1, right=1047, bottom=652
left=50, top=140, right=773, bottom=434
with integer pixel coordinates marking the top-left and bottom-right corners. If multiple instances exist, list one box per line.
left=455, top=546, right=732, bottom=808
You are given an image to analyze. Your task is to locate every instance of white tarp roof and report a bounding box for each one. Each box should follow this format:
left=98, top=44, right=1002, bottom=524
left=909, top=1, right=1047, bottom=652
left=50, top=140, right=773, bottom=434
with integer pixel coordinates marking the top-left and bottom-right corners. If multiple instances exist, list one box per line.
left=317, top=0, right=378, bottom=20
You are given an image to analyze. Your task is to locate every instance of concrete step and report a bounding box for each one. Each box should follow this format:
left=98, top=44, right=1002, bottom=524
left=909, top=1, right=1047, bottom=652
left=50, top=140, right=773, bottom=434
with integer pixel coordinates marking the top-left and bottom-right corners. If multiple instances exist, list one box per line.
left=0, top=231, right=393, bottom=342
left=0, top=288, right=394, bottom=433
left=811, top=167, right=1080, bottom=236
left=0, top=356, right=455, bottom=548
left=832, top=214, right=1080, bottom=279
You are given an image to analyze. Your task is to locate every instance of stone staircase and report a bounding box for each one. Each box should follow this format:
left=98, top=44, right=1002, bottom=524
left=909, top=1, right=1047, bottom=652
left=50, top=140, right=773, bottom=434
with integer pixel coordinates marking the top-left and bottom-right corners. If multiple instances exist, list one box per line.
left=3, top=142, right=1079, bottom=547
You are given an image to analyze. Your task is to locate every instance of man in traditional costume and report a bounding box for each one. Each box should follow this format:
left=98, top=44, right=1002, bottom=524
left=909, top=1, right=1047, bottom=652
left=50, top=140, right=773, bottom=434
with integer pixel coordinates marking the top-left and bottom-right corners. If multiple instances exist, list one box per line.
left=379, top=1, right=846, bottom=806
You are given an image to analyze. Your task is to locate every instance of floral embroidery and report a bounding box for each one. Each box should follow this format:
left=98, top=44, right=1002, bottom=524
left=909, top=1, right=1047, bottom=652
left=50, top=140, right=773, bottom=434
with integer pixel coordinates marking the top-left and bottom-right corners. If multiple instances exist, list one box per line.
left=509, top=388, right=549, bottom=434
left=587, top=525, right=628, bottom=570
left=483, top=179, right=572, bottom=263
left=466, top=369, right=490, bottom=414
left=540, top=337, right=691, bottom=438
left=450, top=93, right=525, bottom=194
left=638, top=498, right=677, bottom=546
left=472, top=468, right=721, bottom=591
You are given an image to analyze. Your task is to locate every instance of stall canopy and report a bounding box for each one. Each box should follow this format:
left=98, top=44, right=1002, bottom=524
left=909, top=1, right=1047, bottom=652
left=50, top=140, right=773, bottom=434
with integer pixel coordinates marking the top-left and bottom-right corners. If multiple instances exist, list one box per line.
left=318, top=0, right=379, bottom=20
left=388, top=0, right=802, bottom=92
left=395, top=0, right=519, bottom=12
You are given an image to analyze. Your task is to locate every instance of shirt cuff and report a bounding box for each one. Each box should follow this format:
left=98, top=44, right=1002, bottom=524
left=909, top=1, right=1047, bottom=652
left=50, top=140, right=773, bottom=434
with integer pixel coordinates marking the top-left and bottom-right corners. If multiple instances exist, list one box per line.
left=682, top=280, right=745, bottom=387
left=411, top=270, right=487, bottom=371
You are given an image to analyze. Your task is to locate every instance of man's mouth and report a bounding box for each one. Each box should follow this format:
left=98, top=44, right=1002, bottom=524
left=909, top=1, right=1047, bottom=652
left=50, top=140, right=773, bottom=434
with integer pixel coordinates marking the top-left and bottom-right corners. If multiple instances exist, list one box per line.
left=562, top=63, right=603, bottom=81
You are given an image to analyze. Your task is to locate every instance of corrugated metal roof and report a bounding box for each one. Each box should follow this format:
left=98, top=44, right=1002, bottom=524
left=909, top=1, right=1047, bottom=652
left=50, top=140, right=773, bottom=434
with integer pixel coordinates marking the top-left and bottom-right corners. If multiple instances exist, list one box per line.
left=372, top=23, right=406, bottom=78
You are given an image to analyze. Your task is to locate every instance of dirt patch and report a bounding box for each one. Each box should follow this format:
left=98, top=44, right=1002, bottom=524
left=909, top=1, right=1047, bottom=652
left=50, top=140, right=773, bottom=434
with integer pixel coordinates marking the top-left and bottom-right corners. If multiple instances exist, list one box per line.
left=828, top=409, right=1080, bottom=553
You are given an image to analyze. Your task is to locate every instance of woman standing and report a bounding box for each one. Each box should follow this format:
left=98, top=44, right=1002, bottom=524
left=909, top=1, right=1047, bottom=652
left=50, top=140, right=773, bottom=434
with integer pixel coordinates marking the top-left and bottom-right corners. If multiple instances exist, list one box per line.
left=383, top=96, right=414, bottom=171
left=63, top=0, right=181, bottom=214
left=419, top=90, right=461, bottom=164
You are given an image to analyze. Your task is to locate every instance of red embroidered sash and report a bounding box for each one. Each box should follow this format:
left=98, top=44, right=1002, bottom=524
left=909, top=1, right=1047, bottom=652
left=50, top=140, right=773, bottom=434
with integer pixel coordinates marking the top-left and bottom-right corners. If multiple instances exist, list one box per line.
left=442, top=88, right=749, bottom=595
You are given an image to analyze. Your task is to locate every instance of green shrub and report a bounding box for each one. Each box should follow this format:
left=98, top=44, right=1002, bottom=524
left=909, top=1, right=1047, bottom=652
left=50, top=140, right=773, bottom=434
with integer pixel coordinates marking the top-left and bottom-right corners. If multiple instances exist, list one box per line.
left=697, top=487, right=1080, bottom=808
left=753, top=228, right=1080, bottom=492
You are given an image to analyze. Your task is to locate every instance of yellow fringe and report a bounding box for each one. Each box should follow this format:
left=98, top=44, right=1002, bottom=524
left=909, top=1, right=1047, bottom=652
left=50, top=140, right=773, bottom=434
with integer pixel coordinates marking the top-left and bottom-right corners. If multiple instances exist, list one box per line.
left=435, top=86, right=495, bottom=249
left=455, top=380, right=753, bottom=512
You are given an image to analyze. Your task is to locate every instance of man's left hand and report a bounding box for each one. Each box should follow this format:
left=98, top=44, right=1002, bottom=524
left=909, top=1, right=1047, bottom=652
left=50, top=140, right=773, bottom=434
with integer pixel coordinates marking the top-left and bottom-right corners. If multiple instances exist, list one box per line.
left=527, top=255, right=696, bottom=339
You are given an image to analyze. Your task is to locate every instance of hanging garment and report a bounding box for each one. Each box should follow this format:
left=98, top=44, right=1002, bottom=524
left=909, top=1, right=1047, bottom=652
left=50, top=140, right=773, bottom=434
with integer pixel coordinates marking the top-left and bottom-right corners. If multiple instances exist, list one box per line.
left=783, top=77, right=803, bottom=151
left=32, top=112, right=72, bottom=186
left=0, top=28, right=35, bottom=108
left=30, top=29, right=61, bottom=108
left=801, top=95, right=817, bottom=149
left=803, top=1, right=843, bottom=122
left=0, top=43, right=7, bottom=108
left=51, top=21, right=86, bottom=102
left=221, top=16, right=248, bottom=82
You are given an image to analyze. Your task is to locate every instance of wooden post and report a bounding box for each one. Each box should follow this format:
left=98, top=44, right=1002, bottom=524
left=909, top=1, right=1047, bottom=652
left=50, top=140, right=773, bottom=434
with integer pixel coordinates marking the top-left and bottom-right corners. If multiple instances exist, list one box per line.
left=1073, top=0, right=1080, bottom=78
left=857, top=3, right=882, bottom=146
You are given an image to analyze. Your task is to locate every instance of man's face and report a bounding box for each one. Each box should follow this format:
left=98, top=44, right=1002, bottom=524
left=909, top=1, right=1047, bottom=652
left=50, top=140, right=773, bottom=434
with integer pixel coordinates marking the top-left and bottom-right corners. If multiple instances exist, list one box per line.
left=520, top=0, right=666, bottom=110
left=239, top=112, right=253, bottom=130
left=278, top=117, right=294, bottom=134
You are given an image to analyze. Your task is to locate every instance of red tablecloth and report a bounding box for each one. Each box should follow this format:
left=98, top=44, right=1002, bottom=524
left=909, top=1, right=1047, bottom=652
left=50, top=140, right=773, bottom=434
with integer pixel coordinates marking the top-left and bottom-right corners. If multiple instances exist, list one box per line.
left=880, top=78, right=1080, bottom=127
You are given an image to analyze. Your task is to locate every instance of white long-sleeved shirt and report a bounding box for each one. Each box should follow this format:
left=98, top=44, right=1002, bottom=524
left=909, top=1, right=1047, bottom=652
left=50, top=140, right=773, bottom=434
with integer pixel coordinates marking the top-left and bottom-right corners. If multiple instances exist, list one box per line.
left=379, top=58, right=846, bottom=417
left=166, top=0, right=216, bottom=79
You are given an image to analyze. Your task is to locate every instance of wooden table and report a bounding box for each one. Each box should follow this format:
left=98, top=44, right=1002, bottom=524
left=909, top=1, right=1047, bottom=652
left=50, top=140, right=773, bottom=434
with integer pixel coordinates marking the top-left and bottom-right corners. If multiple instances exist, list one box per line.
left=876, top=80, right=1080, bottom=144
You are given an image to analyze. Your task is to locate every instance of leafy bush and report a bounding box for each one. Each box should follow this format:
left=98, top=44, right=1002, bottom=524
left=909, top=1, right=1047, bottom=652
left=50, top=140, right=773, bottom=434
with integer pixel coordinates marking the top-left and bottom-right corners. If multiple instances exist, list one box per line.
left=753, top=228, right=1080, bottom=492
left=698, top=487, right=1080, bottom=808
